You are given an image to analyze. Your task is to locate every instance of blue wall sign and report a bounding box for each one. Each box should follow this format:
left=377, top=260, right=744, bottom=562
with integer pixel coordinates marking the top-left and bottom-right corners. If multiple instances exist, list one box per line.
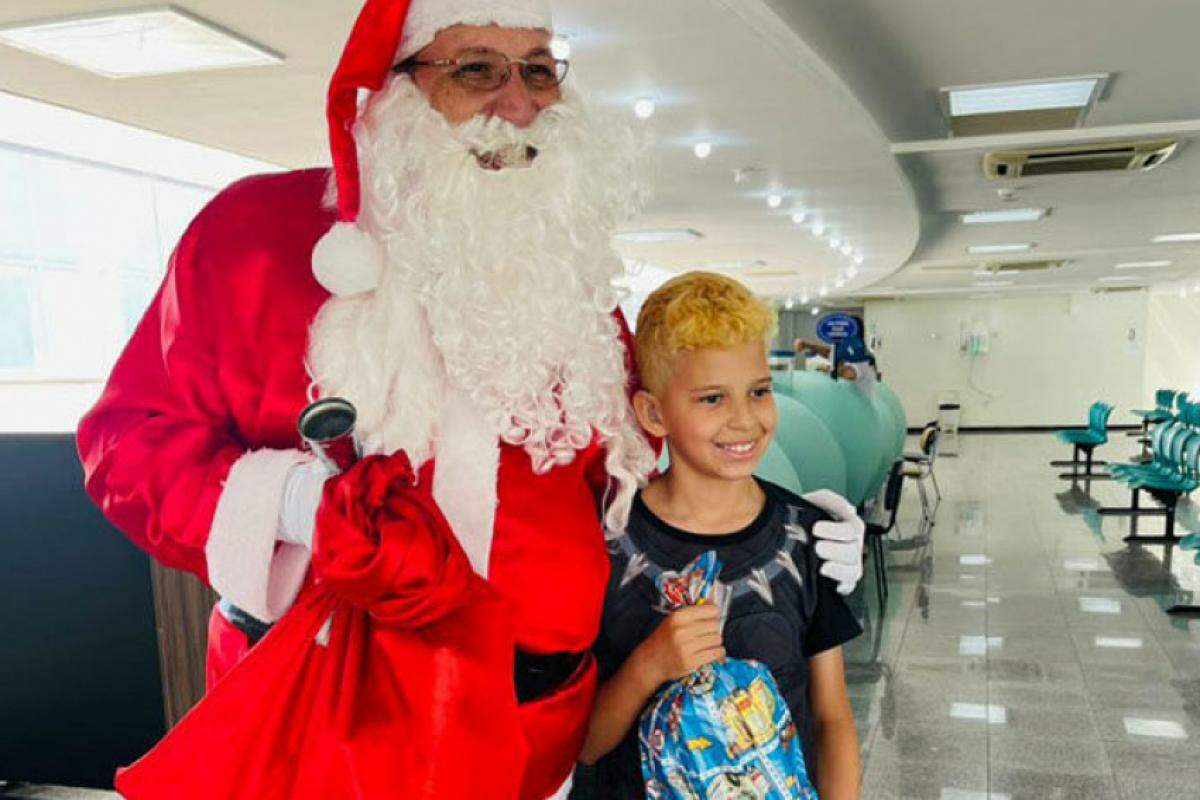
left=816, top=313, right=860, bottom=344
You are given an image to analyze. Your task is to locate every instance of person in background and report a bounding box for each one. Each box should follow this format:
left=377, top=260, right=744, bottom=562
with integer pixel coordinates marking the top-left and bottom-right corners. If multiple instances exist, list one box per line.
left=576, top=272, right=862, bottom=799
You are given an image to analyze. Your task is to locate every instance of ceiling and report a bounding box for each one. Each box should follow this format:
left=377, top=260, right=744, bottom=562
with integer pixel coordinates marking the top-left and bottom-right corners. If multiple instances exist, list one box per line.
left=1, top=1, right=1198, bottom=300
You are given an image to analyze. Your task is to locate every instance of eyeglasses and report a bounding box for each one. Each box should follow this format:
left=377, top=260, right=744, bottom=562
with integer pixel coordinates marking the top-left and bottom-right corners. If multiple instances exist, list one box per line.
left=393, top=47, right=569, bottom=92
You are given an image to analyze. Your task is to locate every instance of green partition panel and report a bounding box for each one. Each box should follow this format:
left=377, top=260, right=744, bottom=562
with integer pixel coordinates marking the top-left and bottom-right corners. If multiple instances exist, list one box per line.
left=772, top=392, right=847, bottom=497
left=788, top=371, right=879, bottom=505
left=876, top=383, right=908, bottom=458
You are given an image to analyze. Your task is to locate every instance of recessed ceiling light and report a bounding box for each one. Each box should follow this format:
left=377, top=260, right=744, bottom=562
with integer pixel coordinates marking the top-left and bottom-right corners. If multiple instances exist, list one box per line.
left=614, top=228, right=703, bottom=243
left=784, top=297, right=795, bottom=310
left=840, top=243, right=853, bottom=256
left=811, top=306, right=820, bottom=316
left=633, top=97, right=656, bottom=119
left=812, top=221, right=826, bottom=237
left=945, top=76, right=1104, bottom=117
left=1152, top=232, right=1200, bottom=243
left=767, top=194, right=783, bottom=209
left=791, top=211, right=807, bottom=225
left=846, top=266, right=859, bottom=279
left=853, top=254, right=865, bottom=266
left=967, top=243, right=1034, bottom=255
left=1099, top=275, right=1137, bottom=283
left=799, top=293, right=810, bottom=304
left=1115, top=260, right=1172, bottom=269
left=818, top=286, right=829, bottom=297
left=835, top=277, right=846, bottom=288
left=829, top=237, right=842, bottom=249
left=0, top=7, right=283, bottom=78
left=961, top=208, right=1049, bottom=225
left=693, top=142, right=713, bottom=159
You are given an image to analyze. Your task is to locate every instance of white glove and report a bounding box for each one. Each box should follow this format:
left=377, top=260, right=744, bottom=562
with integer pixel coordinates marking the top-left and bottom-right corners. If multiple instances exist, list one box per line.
left=802, top=489, right=865, bottom=596
left=277, top=458, right=333, bottom=549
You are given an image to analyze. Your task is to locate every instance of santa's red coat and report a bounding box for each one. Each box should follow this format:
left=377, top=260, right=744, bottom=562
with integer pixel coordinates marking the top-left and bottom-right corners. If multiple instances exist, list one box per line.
left=77, top=167, right=643, bottom=798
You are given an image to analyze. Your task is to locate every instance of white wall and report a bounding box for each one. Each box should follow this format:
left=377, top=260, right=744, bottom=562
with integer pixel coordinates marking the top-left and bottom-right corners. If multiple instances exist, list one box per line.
left=1144, top=293, right=1200, bottom=402
left=864, top=292, right=1149, bottom=428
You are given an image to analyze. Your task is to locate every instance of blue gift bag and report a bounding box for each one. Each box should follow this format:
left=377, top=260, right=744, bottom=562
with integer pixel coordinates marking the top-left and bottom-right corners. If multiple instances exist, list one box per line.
left=638, top=552, right=818, bottom=800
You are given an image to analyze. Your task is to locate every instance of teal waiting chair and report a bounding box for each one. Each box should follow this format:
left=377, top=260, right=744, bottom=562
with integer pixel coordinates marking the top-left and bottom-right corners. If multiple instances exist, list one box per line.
left=1051, top=402, right=1113, bottom=480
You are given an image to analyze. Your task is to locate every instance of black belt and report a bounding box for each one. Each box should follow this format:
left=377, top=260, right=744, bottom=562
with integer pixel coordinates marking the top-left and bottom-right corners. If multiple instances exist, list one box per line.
left=514, top=649, right=586, bottom=704
left=220, top=600, right=584, bottom=703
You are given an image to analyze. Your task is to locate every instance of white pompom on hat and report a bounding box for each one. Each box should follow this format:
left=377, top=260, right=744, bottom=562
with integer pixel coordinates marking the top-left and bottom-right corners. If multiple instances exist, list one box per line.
left=312, top=0, right=554, bottom=298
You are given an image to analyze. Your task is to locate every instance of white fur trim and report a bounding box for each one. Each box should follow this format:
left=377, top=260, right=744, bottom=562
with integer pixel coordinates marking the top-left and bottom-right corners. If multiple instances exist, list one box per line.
left=545, top=776, right=572, bottom=800
left=207, top=448, right=313, bottom=622
left=398, top=0, right=553, bottom=60
left=312, top=221, right=385, bottom=298
left=432, top=391, right=500, bottom=578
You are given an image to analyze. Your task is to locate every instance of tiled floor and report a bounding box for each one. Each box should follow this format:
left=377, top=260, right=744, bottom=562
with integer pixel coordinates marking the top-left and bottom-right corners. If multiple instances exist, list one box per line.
left=848, top=432, right=1200, bottom=800
left=7, top=431, right=1199, bottom=800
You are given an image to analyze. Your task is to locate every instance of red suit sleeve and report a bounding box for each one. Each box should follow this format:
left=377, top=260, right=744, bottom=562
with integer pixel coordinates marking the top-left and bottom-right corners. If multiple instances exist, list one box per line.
left=77, top=212, right=242, bottom=583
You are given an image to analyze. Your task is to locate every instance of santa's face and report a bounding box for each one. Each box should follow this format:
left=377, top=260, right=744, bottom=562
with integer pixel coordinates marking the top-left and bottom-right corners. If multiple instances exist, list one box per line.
left=405, top=25, right=560, bottom=132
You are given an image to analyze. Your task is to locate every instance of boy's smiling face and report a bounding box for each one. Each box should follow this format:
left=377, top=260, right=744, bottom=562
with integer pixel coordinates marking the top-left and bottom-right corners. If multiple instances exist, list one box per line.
left=636, top=341, right=777, bottom=483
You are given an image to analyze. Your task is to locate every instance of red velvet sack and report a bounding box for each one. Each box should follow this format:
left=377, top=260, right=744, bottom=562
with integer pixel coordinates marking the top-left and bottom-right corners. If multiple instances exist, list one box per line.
left=115, top=454, right=528, bottom=800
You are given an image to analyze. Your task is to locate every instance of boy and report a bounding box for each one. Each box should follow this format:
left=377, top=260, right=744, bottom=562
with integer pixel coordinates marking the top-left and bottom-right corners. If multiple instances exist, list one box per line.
left=576, top=272, right=862, bottom=798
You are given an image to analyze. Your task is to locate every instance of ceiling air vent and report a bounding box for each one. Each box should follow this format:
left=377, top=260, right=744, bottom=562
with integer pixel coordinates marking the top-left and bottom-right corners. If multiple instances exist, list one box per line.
left=984, top=139, right=1177, bottom=179
left=923, top=259, right=1069, bottom=273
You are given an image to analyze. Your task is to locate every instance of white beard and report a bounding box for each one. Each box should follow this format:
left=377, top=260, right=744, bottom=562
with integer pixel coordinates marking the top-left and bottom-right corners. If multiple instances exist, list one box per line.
left=308, top=76, right=655, bottom=532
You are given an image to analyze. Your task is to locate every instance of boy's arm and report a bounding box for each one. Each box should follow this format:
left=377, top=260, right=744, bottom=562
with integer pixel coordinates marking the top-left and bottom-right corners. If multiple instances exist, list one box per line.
left=578, top=650, right=662, bottom=765
left=579, top=604, right=724, bottom=765
left=809, top=646, right=861, bottom=800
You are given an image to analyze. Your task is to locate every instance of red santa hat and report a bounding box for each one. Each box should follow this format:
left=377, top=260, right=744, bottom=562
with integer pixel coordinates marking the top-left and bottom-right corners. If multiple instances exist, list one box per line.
left=313, top=0, right=554, bottom=298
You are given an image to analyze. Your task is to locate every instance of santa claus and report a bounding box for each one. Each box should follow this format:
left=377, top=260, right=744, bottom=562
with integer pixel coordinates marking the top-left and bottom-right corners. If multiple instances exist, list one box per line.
left=77, top=0, right=865, bottom=797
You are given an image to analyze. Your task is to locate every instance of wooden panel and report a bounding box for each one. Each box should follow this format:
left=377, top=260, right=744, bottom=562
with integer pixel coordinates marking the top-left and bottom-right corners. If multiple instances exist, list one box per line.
left=149, top=561, right=218, bottom=728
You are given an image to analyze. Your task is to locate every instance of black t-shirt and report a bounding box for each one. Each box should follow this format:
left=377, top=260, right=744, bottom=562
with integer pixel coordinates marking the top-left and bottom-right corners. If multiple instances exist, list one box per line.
left=572, top=479, right=862, bottom=799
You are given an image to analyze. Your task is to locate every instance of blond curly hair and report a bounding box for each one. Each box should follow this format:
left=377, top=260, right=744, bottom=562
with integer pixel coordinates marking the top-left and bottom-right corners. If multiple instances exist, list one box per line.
left=635, top=271, right=777, bottom=395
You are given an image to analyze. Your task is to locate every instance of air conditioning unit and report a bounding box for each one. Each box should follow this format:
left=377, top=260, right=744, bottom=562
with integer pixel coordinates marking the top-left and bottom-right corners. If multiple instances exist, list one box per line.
left=984, top=139, right=1177, bottom=178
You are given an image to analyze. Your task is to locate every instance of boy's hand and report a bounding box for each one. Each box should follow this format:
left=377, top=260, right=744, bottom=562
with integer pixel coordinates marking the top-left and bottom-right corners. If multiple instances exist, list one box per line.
left=632, top=604, right=725, bottom=685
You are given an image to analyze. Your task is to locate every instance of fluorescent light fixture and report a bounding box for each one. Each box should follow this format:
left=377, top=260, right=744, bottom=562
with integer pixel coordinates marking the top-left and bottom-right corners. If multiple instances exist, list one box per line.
left=1152, top=232, right=1200, bottom=243
left=1115, top=260, right=1172, bottom=270
left=633, top=98, right=656, bottom=119
left=946, top=76, right=1104, bottom=117
left=1095, top=637, right=1142, bottom=649
left=967, top=243, right=1033, bottom=255
left=961, top=208, right=1048, bottom=225
left=959, top=555, right=991, bottom=566
left=974, top=269, right=1019, bottom=277
left=974, top=281, right=1014, bottom=288
left=962, top=600, right=986, bottom=608
left=1063, top=558, right=1105, bottom=572
left=1123, top=718, right=1188, bottom=740
left=693, top=142, right=713, bottom=159
left=1079, top=597, right=1121, bottom=614
left=949, top=703, right=1007, bottom=725
left=958, top=636, right=1003, bottom=656
left=1099, top=276, right=1137, bottom=283
left=615, top=228, right=703, bottom=243
left=0, top=7, right=283, bottom=78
